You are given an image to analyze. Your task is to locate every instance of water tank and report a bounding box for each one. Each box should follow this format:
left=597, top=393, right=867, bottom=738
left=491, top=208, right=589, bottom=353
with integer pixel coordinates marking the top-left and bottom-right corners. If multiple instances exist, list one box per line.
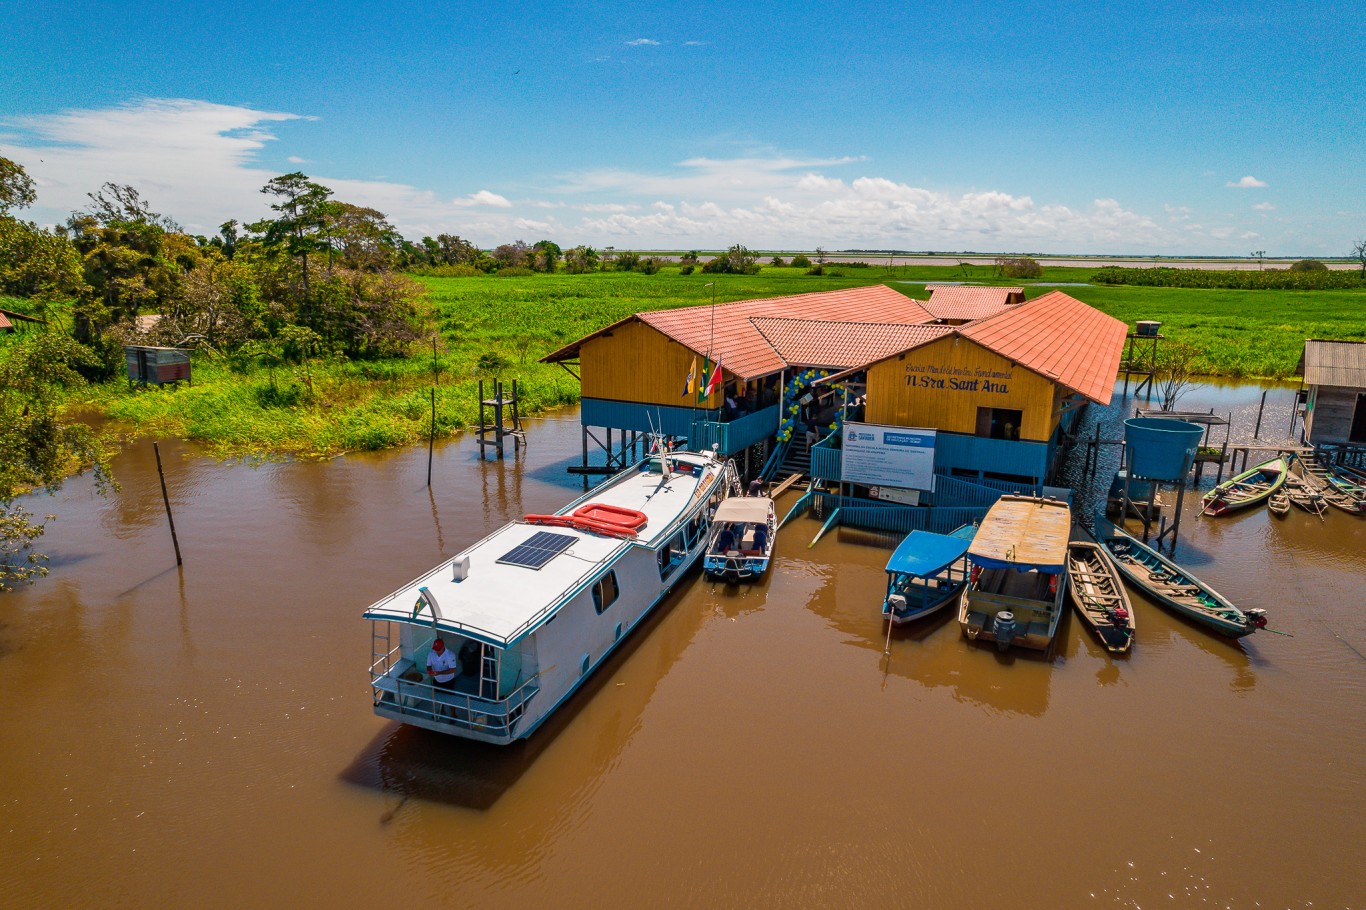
left=1124, top=417, right=1203, bottom=481
left=1135, top=320, right=1161, bottom=337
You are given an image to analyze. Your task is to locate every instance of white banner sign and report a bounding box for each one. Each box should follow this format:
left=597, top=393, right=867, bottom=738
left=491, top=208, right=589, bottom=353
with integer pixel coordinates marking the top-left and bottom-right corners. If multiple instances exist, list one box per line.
left=840, top=423, right=937, bottom=491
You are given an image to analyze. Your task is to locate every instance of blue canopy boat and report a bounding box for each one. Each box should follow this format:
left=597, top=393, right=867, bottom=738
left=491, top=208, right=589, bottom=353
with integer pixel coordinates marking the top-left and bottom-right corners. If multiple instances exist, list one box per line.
left=882, top=525, right=976, bottom=625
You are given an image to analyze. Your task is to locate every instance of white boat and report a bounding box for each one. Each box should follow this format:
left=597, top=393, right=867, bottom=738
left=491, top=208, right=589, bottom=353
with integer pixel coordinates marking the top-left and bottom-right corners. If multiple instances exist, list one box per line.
left=702, top=496, right=776, bottom=583
left=957, top=495, right=1071, bottom=652
left=363, top=447, right=739, bottom=744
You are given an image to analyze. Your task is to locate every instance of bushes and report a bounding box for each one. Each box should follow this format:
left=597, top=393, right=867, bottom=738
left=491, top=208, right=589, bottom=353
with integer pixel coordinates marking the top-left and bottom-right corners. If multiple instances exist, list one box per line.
left=790, top=254, right=812, bottom=269
left=1093, top=266, right=1364, bottom=290
left=995, top=256, right=1043, bottom=279
left=1290, top=259, right=1328, bottom=272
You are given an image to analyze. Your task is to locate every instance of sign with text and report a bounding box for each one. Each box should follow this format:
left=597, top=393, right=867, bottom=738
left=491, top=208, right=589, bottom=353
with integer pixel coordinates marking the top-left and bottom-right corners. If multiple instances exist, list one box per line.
left=841, top=423, right=937, bottom=491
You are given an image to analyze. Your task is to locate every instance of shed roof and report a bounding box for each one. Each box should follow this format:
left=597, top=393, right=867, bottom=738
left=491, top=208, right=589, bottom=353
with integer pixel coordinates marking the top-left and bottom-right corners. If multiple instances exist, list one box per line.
left=0, top=312, right=9, bottom=330
left=958, top=291, right=1128, bottom=405
left=922, top=286, right=1024, bottom=322
left=750, top=317, right=952, bottom=369
left=542, top=285, right=937, bottom=380
left=1300, top=339, right=1366, bottom=388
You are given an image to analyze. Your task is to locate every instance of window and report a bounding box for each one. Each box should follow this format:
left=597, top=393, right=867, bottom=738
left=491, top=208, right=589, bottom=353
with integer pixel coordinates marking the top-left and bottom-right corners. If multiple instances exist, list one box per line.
left=593, top=571, right=620, bottom=614
left=976, top=407, right=1023, bottom=441
left=657, top=532, right=687, bottom=580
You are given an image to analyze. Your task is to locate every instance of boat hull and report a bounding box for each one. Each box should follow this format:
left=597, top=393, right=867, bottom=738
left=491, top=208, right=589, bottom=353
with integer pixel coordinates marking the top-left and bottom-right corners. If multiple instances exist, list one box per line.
left=1201, top=458, right=1287, bottom=516
left=1097, top=524, right=1257, bottom=638
left=885, top=581, right=964, bottom=625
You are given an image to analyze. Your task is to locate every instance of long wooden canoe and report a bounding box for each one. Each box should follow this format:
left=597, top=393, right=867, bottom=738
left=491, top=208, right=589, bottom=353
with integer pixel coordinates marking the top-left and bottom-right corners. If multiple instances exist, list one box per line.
left=1201, top=457, right=1288, bottom=516
left=1066, top=540, right=1135, bottom=653
left=1096, top=522, right=1267, bottom=639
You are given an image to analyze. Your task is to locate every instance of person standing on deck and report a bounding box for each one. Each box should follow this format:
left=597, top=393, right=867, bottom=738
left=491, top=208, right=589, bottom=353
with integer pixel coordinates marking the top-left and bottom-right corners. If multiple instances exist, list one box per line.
left=426, top=638, right=458, bottom=689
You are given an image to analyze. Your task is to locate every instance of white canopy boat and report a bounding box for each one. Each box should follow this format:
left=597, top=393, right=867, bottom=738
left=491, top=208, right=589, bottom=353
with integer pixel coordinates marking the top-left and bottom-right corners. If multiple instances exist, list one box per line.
left=363, top=448, right=739, bottom=744
left=702, top=496, right=777, bottom=583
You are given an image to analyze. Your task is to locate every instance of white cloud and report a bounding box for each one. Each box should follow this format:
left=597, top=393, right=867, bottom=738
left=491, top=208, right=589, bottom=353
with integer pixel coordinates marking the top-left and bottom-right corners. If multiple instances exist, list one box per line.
left=684, top=41, right=707, bottom=46
left=1227, top=175, right=1267, bottom=188
left=451, top=190, right=512, bottom=208
left=1253, top=201, right=1275, bottom=211
left=625, top=38, right=660, bottom=46
left=287, top=155, right=309, bottom=164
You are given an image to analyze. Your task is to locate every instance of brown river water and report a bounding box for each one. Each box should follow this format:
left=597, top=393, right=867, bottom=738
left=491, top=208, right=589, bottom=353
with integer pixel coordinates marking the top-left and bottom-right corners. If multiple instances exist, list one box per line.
left=2, top=383, right=1363, bottom=909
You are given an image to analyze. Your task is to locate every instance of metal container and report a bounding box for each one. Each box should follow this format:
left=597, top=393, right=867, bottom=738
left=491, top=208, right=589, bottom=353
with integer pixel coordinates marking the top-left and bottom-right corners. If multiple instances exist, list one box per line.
left=1135, top=320, right=1161, bottom=337
left=1123, top=417, right=1203, bottom=481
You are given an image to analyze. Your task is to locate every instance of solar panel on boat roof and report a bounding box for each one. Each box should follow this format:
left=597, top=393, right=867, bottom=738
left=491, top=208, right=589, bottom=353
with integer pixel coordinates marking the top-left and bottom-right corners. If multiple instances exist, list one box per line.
left=497, top=530, right=578, bottom=569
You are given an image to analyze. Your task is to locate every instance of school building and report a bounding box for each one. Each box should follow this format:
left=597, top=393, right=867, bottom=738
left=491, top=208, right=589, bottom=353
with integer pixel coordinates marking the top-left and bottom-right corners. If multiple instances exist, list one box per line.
left=543, top=284, right=1127, bottom=494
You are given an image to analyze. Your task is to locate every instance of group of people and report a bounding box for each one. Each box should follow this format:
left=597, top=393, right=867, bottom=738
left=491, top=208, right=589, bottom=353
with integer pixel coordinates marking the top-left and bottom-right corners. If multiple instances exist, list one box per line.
left=713, top=521, right=768, bottom=556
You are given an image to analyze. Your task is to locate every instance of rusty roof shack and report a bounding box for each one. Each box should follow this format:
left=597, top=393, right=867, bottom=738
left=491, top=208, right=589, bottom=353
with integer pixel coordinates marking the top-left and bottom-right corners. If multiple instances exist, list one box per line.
left=124, top=345, right=192, bottom=387
left=0, top=308, right=47, bottom=333
left=543, top=285, right=1127, bottom=491
left=1298, top=339, right=1366, bottom=446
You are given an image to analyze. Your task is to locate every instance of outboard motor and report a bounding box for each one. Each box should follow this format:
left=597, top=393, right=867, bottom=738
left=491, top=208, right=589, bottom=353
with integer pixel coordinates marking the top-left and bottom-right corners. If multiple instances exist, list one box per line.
left=884, top=594, right=907, bottom=617
left=1246, top=608, right=1269, bottom=630
left=992, top=610, right=1017, bottom=651
left=1105, top=606, right=1130, bottom=630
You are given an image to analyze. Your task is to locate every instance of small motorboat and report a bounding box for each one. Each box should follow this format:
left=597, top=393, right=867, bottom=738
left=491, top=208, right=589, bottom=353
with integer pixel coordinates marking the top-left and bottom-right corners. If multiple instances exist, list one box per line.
left=1095, top=520, right=1268, bottom=639
left=702, top=496, right=776, bottom=583
left=1201, top=456, right=1288, bottom=516
left=1066, top=539, right=1135, bottom=653
left=882, top=524, right=976, bottom=625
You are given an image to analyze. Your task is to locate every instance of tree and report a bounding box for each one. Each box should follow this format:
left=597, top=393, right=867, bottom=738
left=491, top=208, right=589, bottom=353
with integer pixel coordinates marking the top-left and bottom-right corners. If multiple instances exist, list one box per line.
left=1, top=333, right=114, bottom=590
left=253, top=172, right=334, bottom=293
left=789, top=253, right=812, bottom=269
left=563, top=245, right=598, bottom=274
left=83, top=182, right=181, bottom=231
left=701, top=244, right=760, bottom=275
left=0, top=155, right=37, bottom=214
left=995, top=256, right=1043, bottom=278
left=1353, top=239, right=1366, bottom=277
left=491, top=240, right=531, bottom=269
left=323, top=203, right=400, bottom=272
left=531, top=240, right=562, bottom=273
left=1155, top=341, right=1199, bottom=412
left=432, top=233, right=479, bottom=265
left=1288, top=259, right=1327, bottom=272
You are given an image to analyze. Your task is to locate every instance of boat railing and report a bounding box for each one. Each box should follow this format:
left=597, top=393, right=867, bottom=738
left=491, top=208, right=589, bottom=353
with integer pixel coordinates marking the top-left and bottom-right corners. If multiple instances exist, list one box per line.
left=370, top=662, right=545, bottom=739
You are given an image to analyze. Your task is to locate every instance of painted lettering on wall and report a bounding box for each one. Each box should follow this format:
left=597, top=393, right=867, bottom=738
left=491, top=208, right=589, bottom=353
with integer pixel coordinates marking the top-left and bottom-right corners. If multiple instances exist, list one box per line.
left=904, top=363, right=1013, bottom=393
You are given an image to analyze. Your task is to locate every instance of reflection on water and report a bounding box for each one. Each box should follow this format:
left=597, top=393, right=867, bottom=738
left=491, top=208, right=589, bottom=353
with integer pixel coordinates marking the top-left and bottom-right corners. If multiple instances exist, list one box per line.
left=1, top=395, right=1364, bottom=909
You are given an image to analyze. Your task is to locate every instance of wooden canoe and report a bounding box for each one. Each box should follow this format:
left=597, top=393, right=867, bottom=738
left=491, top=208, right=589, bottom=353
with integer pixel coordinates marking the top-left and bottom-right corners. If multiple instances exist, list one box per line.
left=1066, top=541, right=1135, bottom=653
left=1268, top=489, right=1290, bottom=516
left=1096, top=522, right=1267, bottom=639
left=1201, top=457, right=1288, bottom=516
left=1297, top=460, right=1366, bottom=515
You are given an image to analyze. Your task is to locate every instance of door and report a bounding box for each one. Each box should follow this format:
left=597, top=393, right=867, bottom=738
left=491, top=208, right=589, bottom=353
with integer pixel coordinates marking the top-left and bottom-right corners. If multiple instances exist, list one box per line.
left=1350, top=393, right=1366, bottom=443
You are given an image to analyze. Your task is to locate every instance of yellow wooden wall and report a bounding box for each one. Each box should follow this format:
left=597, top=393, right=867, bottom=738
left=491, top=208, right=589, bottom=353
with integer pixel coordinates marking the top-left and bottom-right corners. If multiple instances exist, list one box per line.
left=865, top=336, right=1057, bottom=440
left=579, top=319, right=721, bottom=408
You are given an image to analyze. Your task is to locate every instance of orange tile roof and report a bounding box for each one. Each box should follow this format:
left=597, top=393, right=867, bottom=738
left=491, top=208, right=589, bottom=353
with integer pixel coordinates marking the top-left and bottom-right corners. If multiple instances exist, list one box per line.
left=921, top=286, right=1025, bottom=322
left=543, top=285, right=937, bottom=380
left=958, top=291, right=1127, bottom=404
left=0, top=312, right=11, bottom=331
left=750, top=318, right=953, bottom=369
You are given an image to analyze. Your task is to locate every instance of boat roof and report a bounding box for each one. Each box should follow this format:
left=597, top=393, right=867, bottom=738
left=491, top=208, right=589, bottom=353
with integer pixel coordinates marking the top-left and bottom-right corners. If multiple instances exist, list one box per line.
left=885, top=528, right=974, bottom=578
left=714, top=496, right=773, bottom=523
left=363, top=452, right=721, bottom=646
left=967, top=495, right=1071, bottom=573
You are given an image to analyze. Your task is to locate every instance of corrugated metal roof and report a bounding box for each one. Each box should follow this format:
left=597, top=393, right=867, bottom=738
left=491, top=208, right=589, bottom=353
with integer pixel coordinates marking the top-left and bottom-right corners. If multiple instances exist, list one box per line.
left=1302, top=339, right=1366, bottom=388
left=543, top=285, right=938, bottom=380
left=922, top=286, right=1024, bottom=321
left=750, top=317, right=952, bottom=369
left=958, top=291, right=1128, bottom=405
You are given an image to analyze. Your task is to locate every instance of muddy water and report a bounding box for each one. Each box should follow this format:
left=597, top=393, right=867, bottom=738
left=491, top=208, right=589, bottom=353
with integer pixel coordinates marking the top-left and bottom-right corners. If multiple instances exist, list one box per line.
left=2, top=390, right=1363, bottom=909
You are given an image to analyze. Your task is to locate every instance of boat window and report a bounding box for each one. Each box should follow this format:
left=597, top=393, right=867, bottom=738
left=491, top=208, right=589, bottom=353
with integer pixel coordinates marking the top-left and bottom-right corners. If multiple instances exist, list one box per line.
left=657, top=533, right=687, bottom=580
left=593, top=571, right=620, bottom=614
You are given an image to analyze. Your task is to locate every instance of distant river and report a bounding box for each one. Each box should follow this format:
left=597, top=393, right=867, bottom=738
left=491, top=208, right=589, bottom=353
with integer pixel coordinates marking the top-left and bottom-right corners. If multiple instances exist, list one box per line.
left=1, top=382, right=1362, bottom=908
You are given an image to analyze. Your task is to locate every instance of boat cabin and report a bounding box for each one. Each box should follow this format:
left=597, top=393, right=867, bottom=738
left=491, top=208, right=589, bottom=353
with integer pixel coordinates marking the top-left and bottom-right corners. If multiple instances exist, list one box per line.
left=958, top=495, right=1071, bottom=651
left=883, top=525, right=976, bottom=624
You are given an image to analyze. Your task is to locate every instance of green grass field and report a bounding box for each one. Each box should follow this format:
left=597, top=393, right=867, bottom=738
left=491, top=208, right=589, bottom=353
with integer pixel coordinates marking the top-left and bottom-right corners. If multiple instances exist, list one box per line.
left=41, top=265, right=1366, bottom=457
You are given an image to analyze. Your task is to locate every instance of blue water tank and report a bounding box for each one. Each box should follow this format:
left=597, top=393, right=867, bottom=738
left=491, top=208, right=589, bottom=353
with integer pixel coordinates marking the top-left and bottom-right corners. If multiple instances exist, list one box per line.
left=1124, top=417, right=1203, bottom=481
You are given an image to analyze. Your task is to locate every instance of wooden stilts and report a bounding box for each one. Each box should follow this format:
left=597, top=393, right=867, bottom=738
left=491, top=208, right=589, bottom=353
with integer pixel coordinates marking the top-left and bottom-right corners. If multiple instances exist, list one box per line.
left=153, top=442, right=183, bottom=566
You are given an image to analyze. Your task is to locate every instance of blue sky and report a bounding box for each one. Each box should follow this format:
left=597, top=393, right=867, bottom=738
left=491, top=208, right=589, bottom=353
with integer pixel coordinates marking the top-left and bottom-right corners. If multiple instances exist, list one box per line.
left=2, top=0, right=1362, bottom=255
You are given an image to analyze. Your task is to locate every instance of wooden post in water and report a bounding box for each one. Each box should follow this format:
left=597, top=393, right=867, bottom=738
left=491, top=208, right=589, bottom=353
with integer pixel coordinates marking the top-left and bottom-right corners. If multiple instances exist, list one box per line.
left=427, top=387, right=436, bottom=487
left=1254, top=389, right=1267, bottom=438
left=153, top=442, right=182, bottom=566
